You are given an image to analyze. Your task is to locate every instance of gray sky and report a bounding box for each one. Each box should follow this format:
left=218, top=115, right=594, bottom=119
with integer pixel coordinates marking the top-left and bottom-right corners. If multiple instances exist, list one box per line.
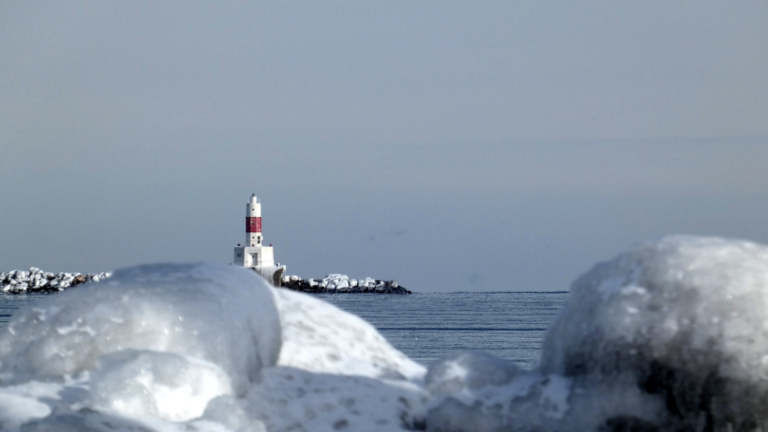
left=1, top=1, right=767, bottom=291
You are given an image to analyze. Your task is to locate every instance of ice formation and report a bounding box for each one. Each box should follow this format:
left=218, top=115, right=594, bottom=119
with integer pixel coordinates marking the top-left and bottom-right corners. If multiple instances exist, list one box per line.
left=3, top=236, right=768, bottom=431
left=540, top=236, right=768, bottom=431
left=0, top=263, right=281, bottom=394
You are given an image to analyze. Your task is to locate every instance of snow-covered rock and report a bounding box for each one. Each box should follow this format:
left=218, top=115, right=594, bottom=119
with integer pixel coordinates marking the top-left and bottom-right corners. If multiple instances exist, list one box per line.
left=0, top=267, right=111, bottom=294
left=281, top=274, right=411, bottom=294
left=424, top=236, right=768, bottom=432
left=539, top=236, right=768, bottom=430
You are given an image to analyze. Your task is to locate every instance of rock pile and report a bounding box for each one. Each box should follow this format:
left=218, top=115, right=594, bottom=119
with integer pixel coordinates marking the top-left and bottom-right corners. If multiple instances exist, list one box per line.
left=1, top=267, right=111, bottom=294
left=1, top=268, right=411, bottom=295
left=280, top=273, right=411, bottom=294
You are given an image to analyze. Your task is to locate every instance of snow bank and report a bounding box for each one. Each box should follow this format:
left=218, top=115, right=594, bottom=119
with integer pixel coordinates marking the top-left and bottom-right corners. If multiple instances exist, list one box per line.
left=273, top=288, right=426, bottom=381
left=246, top=366, right=428, bottom=432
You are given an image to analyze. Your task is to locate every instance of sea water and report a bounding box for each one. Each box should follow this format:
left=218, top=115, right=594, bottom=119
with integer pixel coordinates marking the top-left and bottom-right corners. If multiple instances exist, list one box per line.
left=1, top=291, right=567, bottom=371
left=318, top=292, right=568, bottom=369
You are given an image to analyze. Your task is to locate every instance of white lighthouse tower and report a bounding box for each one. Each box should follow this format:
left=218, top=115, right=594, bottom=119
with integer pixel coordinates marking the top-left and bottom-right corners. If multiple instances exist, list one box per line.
left=234, top=194, right=286, bottom=286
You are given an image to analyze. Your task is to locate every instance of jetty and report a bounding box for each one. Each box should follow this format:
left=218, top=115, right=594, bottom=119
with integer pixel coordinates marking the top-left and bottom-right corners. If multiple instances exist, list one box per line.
left=281, top=274, right=411, bottom=294
left=1, top=268, right=110, bottom=294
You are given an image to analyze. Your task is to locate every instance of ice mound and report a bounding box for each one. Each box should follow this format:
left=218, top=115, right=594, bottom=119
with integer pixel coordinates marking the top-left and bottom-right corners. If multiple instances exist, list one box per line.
left=425, top=236, right=768, bottom=432
left=0, top=262, right=427, bottom=431
left=0, top=263, right=281, bottom=394
left=540, top=236, right=768, bottom=430
left=273, top=288, right=426, bottom=381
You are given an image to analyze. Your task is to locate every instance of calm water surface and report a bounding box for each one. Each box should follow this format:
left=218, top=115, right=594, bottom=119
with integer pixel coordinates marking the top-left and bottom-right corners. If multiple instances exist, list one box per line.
left=318, top=291, right=568, bottom=369
left=0, top=291, right=569, bottom=370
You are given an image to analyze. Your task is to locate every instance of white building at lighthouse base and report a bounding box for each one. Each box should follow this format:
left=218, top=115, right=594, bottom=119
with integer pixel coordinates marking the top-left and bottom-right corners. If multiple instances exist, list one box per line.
left=234, top=245, right=285, bottom=286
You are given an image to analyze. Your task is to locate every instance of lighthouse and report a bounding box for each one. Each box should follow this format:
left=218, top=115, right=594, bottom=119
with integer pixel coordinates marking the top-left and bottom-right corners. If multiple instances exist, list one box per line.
left=246, top=193, right=263, bottom=248
left=234, top=194, right=286, bottom=286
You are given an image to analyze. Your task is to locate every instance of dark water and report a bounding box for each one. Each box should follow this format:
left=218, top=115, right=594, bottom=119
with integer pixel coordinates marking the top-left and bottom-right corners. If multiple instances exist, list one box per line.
left=317, top=291, right=569, bottom=369
left=0, top=291, right=569, bottom=371
left=0, top=293, right=47, bottom=323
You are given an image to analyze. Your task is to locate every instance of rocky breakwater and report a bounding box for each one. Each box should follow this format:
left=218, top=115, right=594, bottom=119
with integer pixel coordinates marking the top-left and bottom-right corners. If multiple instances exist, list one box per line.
left=281, top=273, right=412, bottom=294
left=1, top=267, right=111, bottom=294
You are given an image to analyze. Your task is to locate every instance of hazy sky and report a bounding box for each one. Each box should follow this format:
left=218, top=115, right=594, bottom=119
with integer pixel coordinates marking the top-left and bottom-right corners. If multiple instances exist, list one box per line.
left=1, top=1, right=767, bottom=291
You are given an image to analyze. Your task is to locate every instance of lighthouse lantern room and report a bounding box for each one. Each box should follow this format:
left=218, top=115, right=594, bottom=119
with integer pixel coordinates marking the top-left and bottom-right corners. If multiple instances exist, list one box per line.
left=234, top=194, right=285, bottom=286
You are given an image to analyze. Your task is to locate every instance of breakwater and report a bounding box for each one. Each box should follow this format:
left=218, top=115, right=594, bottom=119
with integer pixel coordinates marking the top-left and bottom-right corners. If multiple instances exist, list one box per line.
left=281, top=273, right=412, bottom=294
left=1, top=268, right=411, bottom=294
left=1, top=268, right=110, bottom=293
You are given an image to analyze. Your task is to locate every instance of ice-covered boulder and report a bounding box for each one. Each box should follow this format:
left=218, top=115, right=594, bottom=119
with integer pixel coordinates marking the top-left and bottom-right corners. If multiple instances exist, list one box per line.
left=425, top=236, right=768, bottom=432
left=272, top=288, right=426, bottom=381
left=0, top=263, right=281, bottom=395
left=541, top=236, right=768, bottom=430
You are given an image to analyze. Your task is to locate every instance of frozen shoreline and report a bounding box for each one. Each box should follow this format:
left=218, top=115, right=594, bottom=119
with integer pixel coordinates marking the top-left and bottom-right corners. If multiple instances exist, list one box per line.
left=3, top=236, right=768, bottom=431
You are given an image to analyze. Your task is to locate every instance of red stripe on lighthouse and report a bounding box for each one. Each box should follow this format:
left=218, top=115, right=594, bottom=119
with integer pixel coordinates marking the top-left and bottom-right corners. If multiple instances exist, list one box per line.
left=246, top=217, right=262, bottom=233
